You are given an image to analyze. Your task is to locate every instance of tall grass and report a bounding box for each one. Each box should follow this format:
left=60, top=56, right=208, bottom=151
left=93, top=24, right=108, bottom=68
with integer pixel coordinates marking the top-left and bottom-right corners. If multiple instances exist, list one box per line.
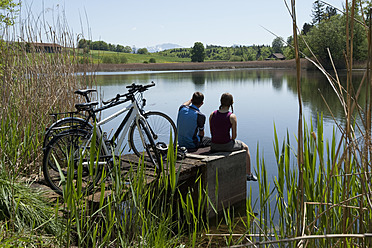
left=0, top=5, right=93, bottom=245
left=0, top=12, right=84, bottom=176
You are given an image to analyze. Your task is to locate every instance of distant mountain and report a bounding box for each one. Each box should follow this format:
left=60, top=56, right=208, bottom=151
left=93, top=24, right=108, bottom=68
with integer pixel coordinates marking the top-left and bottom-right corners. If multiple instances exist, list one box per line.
left=147, top=43, right=184, bottom=53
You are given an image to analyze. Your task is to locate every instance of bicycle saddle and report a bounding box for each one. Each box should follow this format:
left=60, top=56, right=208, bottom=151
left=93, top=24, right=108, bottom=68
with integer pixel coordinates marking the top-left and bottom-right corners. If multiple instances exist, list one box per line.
left=74, top=89, right=97, bottom=96
left=75, top=101, right=99, bottom=111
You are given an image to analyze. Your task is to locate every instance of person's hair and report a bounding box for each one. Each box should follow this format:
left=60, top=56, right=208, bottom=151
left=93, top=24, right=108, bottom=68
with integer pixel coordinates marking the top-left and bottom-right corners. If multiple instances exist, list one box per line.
left=191, top=92, right=204, bottom=106
left=219, top=93, right=234, bottom=112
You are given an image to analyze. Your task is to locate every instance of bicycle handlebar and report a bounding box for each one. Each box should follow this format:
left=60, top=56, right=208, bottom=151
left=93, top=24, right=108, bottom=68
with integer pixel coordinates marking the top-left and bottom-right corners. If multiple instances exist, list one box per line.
left=102, top=82, right=155, bottom=105
left=126, top=81, right=155, bottom=92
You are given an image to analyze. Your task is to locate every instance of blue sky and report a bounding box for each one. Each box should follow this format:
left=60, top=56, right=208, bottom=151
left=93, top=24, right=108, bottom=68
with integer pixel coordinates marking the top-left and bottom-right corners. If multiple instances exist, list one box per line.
left=21, top=0, right=344, bottom=48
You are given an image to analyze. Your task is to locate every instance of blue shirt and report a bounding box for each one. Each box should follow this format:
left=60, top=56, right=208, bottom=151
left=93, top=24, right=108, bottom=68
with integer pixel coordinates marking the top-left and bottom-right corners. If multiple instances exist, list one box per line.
left=177, top=104, right=206, bottom=149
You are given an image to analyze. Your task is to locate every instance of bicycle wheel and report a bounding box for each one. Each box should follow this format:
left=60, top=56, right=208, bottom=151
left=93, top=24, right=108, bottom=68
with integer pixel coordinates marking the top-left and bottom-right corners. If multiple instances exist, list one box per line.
left=129, top=111, right=176, bottom=158
left=43, top=117, right=92, bottom=148
left=43, top=129, right=104, bottom=195
left=129, top=118, right=161, bottom=169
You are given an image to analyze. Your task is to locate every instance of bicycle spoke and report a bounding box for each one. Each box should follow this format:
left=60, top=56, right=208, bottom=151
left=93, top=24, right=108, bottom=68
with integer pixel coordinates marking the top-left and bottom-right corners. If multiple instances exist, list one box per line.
left=43, top=129, right=103, bottom=195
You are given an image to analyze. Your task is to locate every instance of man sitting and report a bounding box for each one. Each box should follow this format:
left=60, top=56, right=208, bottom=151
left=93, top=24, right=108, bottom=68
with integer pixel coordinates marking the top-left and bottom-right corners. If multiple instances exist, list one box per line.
left=177, top=92, right=211, bottom=152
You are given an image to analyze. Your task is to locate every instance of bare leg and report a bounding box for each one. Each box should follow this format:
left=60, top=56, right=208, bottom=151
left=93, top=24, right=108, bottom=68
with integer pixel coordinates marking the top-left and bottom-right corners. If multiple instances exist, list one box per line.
left=242, top=142, right=251, bottom=175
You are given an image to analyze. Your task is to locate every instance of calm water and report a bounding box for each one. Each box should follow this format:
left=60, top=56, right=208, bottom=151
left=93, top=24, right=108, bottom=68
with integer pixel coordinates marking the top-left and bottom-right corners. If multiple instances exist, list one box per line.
left=90, top=68, right=364, bottom=205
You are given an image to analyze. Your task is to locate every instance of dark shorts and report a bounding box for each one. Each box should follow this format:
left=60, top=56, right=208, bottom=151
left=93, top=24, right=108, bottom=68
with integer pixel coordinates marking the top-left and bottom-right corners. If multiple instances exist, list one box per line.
left=186, top=136, right=211, bottom=152
left=199, top=136, right=211, bottom=148
left=211, top=140, right=244, bottom=152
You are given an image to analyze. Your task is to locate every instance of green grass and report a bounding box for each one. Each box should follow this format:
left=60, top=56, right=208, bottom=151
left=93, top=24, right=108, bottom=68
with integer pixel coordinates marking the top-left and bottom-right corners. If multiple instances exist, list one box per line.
left=80, top=50, right=190, bottom=64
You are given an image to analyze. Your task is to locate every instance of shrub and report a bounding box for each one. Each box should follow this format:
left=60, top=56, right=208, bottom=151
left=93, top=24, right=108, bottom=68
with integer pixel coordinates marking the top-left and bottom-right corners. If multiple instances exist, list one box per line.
left=102, top=55, right=114, bottom=63
left=79, top=56, right=91, bottom=64
left=229, top=55, right=243, bottom=62
left=149, top=58, right=156, bottom=63
left=119, top=55, right=128, bottom=63
left=101, top=54, right=127, bottom=64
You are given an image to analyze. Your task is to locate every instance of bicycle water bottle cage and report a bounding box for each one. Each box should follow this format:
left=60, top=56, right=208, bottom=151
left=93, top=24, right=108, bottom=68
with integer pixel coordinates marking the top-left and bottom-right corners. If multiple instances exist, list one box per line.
left=75, top=101, right=99, bottom=111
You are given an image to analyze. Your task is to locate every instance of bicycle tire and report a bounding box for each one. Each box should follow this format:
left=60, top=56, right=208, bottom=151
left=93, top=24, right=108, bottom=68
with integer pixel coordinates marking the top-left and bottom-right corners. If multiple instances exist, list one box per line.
left=43, top=117, right=93, bottom=148
left=42, top=129, right=103, bottom=195
left=130, top=118, right=162, bottom=169
left=129, top=111, right=176, bottom=159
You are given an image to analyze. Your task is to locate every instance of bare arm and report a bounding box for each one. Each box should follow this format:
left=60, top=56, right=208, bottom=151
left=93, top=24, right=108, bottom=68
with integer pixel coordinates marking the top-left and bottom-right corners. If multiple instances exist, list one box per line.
left=209, top=112, right=213, bottom=134
left=198, top=129, right=205, bottom=137
left=230, top=113, right=237, bottom=140
left=182, top=99, right=192, bottom=106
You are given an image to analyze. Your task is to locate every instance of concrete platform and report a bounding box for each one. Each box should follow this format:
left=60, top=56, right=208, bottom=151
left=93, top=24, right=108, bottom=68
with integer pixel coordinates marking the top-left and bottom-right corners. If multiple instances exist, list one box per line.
left=35, top=147, right=247, bottom=217
left=185, top=147, right=247, bottom=217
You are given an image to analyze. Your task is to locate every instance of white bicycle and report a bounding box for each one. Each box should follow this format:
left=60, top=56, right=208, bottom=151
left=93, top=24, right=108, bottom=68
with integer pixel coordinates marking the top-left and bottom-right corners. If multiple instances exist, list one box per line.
left=42, top=82, right=177, bottom=195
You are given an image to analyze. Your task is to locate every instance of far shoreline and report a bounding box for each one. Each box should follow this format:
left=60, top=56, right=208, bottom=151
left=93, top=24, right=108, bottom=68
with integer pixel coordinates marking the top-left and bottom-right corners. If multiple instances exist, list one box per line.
left=77, top=59, right=314, bottom=73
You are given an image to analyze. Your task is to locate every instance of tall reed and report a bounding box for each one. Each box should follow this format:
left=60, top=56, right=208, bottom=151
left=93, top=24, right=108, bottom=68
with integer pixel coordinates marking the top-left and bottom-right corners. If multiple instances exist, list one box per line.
left=0, top=5, right=90, bottom=176
left=0, top=4, right=93, bottom=245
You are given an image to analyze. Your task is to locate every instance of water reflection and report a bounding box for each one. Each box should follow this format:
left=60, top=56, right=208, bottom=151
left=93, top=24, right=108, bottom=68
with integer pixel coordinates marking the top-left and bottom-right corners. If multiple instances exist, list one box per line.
left=286, top=70, right=365, bottom=126
left=191, top=72, right=206, bottom=88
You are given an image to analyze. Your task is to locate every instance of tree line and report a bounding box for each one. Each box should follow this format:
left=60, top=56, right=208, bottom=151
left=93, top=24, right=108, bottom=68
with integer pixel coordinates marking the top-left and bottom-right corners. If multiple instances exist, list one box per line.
left=78, top=39, right=150, bottom=54
left=78, top=0, right=370, bottom=68
left=157, top=43, right=274, bottom=62
left=283, top=0, right=371, bottom=68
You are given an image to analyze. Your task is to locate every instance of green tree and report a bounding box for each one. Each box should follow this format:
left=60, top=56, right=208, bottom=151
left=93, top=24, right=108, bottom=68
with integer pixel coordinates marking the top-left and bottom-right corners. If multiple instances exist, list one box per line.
left=223, top=47, right=232, bottom=61
left=324, top=6, right=337, bottom=20
left=90, top=41, right=109, bottom=51
left=191, top=42, right=205, bottom=62
left=272, top=37, right=284, bottom=53
left=311, top=0, right=325, bottom=24
left=0, top=0, right=19, bottom=26
left=305, top=14, right=367, bottom=68
left=137, top=48, right=149, bottom=54
left=123, top=46, right=132, bottom=53
left=258, top=46, right=272, bottom=60
left=78, top=39, right=91, bottom=49
left=108, top=43, right=116, bottom=51
left=246, top=47, right=257, bottom=61
left=116, top=44, right=124, bottom=52
left=302, top=23, right=313, bottom=35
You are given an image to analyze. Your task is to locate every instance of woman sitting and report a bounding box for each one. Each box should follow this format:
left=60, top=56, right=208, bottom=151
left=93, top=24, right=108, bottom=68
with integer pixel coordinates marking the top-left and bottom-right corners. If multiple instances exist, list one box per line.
left=209, top=93, right=257, bottom=181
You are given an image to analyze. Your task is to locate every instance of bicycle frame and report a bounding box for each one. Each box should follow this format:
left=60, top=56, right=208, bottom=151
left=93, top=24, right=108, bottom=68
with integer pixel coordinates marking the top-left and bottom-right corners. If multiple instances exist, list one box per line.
left=82, top=93, right=149, bottom=164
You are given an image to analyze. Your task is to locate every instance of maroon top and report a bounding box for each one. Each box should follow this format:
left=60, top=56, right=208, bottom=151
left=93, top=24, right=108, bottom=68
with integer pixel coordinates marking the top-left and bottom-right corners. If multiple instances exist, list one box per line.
left=210, top=110, right=232, bottom=144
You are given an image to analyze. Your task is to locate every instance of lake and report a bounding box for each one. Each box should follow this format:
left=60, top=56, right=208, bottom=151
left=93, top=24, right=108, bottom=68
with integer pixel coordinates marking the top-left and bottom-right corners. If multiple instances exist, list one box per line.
left=90, top=68, right=364, bottom=206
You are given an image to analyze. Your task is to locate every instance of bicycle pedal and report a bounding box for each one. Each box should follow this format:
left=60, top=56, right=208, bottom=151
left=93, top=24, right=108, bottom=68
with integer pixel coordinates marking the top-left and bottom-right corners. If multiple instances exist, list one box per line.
left=156, top=142, right=168, bottom=151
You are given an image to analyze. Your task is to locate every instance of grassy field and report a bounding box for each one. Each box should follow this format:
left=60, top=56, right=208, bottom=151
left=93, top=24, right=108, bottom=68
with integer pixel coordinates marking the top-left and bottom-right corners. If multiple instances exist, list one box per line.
left=81, top=49, right=190, bottom=64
